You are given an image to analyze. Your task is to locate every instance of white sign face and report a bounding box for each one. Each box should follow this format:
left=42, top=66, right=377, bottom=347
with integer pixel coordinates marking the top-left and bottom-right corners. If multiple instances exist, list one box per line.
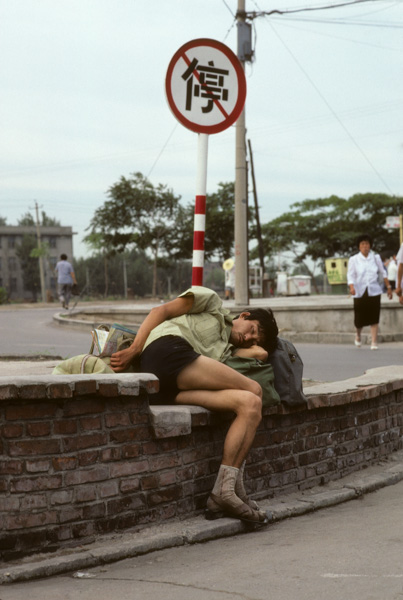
left=166, top=38, right=246, bottom=135
left=385, top=216, right=400, bottom=229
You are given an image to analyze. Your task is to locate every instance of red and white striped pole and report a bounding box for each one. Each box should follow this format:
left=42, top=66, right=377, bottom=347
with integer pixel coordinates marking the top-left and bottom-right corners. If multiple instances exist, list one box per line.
left=192, top=133, right=209, bottom=286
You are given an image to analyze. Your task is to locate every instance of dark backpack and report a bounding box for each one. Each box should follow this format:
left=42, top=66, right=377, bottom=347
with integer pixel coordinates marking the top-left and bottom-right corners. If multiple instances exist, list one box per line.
left=266, top=338, right=307, bottom=407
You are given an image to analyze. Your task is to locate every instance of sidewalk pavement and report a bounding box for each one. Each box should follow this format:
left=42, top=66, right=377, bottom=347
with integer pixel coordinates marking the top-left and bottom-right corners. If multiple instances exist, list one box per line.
left=1, top=450, right=403, bottom=585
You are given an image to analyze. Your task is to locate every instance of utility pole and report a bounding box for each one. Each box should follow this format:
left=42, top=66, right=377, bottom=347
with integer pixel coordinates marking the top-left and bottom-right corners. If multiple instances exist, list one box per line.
left=235, top=1, right=251, bottom=305
left=34, top=201, right=46, bottom=303
left=247, top=138, right=265, bottom=278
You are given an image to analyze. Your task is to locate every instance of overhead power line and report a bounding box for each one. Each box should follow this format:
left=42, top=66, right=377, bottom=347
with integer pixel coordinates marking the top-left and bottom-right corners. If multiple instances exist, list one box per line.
left=241, top=0, right=388, bottom=19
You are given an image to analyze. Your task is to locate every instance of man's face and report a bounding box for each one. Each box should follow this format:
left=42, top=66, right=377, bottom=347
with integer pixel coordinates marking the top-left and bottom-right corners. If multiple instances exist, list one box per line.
left=229, top=312, right=265, bottom=348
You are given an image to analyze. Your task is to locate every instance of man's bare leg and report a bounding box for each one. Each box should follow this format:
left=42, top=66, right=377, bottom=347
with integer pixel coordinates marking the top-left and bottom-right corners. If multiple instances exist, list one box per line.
left=175, top=356, right=263, bottom=467
left=175, top=357, right=268, bottom=524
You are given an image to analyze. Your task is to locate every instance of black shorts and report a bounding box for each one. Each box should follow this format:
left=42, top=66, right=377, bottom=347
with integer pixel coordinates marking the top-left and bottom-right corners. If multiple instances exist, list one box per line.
left=140, top=336, right=200, bottom=404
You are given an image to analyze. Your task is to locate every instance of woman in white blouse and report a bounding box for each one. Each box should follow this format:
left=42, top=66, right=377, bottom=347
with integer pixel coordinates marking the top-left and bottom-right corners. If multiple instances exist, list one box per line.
left=347, top=234, right=393, bottom=350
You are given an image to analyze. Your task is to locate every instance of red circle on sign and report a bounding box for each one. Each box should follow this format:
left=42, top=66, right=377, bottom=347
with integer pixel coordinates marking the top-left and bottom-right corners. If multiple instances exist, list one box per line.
left=165, top=38, right=246, bottom=135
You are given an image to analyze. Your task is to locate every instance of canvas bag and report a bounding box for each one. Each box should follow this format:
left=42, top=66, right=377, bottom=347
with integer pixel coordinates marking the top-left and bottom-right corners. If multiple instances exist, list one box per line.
left=266, top=338, right=307, bottom=406
left=224, top=355, right=280, bottom=408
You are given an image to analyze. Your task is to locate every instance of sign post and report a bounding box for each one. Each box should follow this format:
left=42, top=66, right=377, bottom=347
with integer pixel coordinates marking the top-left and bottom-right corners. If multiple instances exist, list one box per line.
left=166, top=38, right=246, bottom=286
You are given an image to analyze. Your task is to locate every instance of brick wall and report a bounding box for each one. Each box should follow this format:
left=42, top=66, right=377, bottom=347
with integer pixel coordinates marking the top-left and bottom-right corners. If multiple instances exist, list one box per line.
left=0, top=373, right=402, bottom=562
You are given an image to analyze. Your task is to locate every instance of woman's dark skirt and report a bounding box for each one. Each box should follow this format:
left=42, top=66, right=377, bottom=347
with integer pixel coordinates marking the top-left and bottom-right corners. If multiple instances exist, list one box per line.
left=353, top=291, right=381, bottom=329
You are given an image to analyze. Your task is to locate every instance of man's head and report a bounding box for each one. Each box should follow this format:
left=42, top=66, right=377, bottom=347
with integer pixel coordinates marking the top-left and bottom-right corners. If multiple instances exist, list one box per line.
left=60, top=254, right=68, bottom=260
left=230, top=308, right=278, bottom=355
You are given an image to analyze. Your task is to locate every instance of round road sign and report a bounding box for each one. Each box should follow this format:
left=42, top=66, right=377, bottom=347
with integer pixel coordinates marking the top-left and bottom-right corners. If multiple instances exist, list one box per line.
left=165, top=38, right=247, bottom=135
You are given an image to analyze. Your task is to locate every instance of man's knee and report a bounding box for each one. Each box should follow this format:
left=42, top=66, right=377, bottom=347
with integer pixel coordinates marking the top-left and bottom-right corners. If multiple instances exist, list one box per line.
left=249, top=379, right=262, bottom=401
left=238, top=390, right=262, bottom=421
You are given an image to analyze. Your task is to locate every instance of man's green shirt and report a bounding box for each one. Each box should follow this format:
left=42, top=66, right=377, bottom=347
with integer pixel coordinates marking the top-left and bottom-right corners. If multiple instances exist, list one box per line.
left=142, top=286, right=234, bottom=362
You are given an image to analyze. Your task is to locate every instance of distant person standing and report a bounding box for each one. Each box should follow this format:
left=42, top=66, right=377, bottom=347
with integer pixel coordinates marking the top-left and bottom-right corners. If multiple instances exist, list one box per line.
left=386, top=253, right=398, bottom=290
left=347, top=234, right=393, bottom=350
left=55, top=254, right=77, bottom=309
left=395, top=244, right=403, bottom=305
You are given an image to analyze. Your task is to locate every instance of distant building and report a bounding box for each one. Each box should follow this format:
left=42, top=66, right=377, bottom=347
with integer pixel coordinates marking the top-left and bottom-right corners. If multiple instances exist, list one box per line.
left=0, top=225, right=74, bottom=301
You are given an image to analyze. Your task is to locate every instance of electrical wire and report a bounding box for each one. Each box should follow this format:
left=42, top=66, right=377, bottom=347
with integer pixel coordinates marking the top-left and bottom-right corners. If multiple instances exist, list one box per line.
left=244, top=0, right=394, bottom=19
left=251, top=2, right=396, bottom=194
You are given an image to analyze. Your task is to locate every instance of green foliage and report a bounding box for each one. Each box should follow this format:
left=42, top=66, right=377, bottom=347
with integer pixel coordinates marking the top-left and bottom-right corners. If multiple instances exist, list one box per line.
left=18, top=211, right=61, bottom=226
left=30, top=242, right=49, bottom=258
left=86, top=172, right=182, bottom=296
left=258, top=193, right=403, bottom=269
left=0, top=216, right=6, bottom=226
left=15, top=234, right=40, bottom=301
left=173, top=182, right=255, bottom=262
left=73, top=249, right=193, bottom=298
left=0, top=287, right=8, bottom=304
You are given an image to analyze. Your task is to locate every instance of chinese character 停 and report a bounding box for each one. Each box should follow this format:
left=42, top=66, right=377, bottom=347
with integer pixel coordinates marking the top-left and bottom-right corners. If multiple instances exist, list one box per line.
left=182, top=58, right=229, bottom=113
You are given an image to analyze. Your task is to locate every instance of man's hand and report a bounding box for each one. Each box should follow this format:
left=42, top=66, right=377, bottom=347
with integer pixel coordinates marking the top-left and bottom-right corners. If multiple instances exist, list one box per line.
left=110, top=347, right=138, bottom=372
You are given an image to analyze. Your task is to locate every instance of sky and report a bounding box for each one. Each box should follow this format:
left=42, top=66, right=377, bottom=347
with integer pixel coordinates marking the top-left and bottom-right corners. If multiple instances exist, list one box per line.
left=1, top=0, right=402, bottom=259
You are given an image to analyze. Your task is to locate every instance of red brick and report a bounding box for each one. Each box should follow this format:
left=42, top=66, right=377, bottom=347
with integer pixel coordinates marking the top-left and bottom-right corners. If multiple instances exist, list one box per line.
left=98, top=383, right=119, bottom=397
left=54, top=420, right=77, bottom=435
left=99, top=481, right=119, bottom=498
left=121, top=445, right=141, bottom=459
left=65, top=466, right=109, bottom=486
left=120, top=478, right=140, bottom=493
left=109, top=460, right=149, bottom=478
left=26, top=459, right=51, bottom=473
left=27, top=422, right=51, bottom=437
left=72, top=382, right=98, bottom=397
left=78, top=450, right=100, bottom=467
left=10, top=475, right=63, bottom=492
left=75, top=486, right=97, bottom=503
left=9, top=439, right=60, bottom=457
left=64, top=398, right=103, bottom=417
left=52, top=456, right=77, bottom=471
left=0, top=385, right=18, bottom=400
left=20, top=494, right=48, bottom=511
left=50, top=490, right=74, bottom=505
left=141, top=475, right=159, bottom=490
left=108, top=428, right=138, bottom=443
left=2, top=424, right=24, bottom=438
left=101, top=447, right=121, bottom=462
left=5, top=403, right=57, bottom=421
left=0, top=460, right=23, bottom=475
left=47, top=383, right=73, bottom=399
left=4, top=511, right=58, bottom=530
left=105, top=413, right=131, bottom=427
left=148, top=486, right=182, bottom=507
left=80, top=416, right=102, bottom=431
left=19, top=385, right=48, bottom=399
left=63, top=432, right=107, bottom=452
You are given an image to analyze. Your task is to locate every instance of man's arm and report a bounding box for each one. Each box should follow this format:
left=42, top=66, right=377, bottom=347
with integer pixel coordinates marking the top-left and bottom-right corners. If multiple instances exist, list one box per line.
left=110, top=295, right=194, bottom=372
left=232, top=346, right=268, bottom=362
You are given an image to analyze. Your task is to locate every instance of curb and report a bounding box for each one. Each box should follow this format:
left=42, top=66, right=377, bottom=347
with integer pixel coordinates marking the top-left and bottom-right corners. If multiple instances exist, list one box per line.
left=1, top=451, right=403, bottom=585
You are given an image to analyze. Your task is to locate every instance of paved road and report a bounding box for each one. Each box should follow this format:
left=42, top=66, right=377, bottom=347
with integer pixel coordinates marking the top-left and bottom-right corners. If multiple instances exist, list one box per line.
left=2, top=480, right=403, bottom=600
left=0, top=306, right=401, bottom=381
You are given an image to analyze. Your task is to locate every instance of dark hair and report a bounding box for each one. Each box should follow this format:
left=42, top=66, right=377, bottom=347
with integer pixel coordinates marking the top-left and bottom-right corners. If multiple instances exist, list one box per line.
left=235, top=308, right=279, bottom=355
left=356, top=234, right=372, bottom=248
left=60, top=253, right=67, bottom=260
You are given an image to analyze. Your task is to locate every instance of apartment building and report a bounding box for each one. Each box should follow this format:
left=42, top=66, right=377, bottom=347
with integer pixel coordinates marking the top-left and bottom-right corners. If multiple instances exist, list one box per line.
left=0, top=225, right=74, bottom=301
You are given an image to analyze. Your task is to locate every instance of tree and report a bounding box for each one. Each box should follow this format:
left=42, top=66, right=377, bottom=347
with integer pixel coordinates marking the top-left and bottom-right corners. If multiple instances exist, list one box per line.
left=87, top=172, right=182, bottom=297
left=258, top=193, right=403, bottom=278
left=18, top=211, right=61, bottom=226
left=0, top=216, right=6, bottom=225
left=15, top=234, right=40, bottom=301
left=173, top=182, right=256, bottom=263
